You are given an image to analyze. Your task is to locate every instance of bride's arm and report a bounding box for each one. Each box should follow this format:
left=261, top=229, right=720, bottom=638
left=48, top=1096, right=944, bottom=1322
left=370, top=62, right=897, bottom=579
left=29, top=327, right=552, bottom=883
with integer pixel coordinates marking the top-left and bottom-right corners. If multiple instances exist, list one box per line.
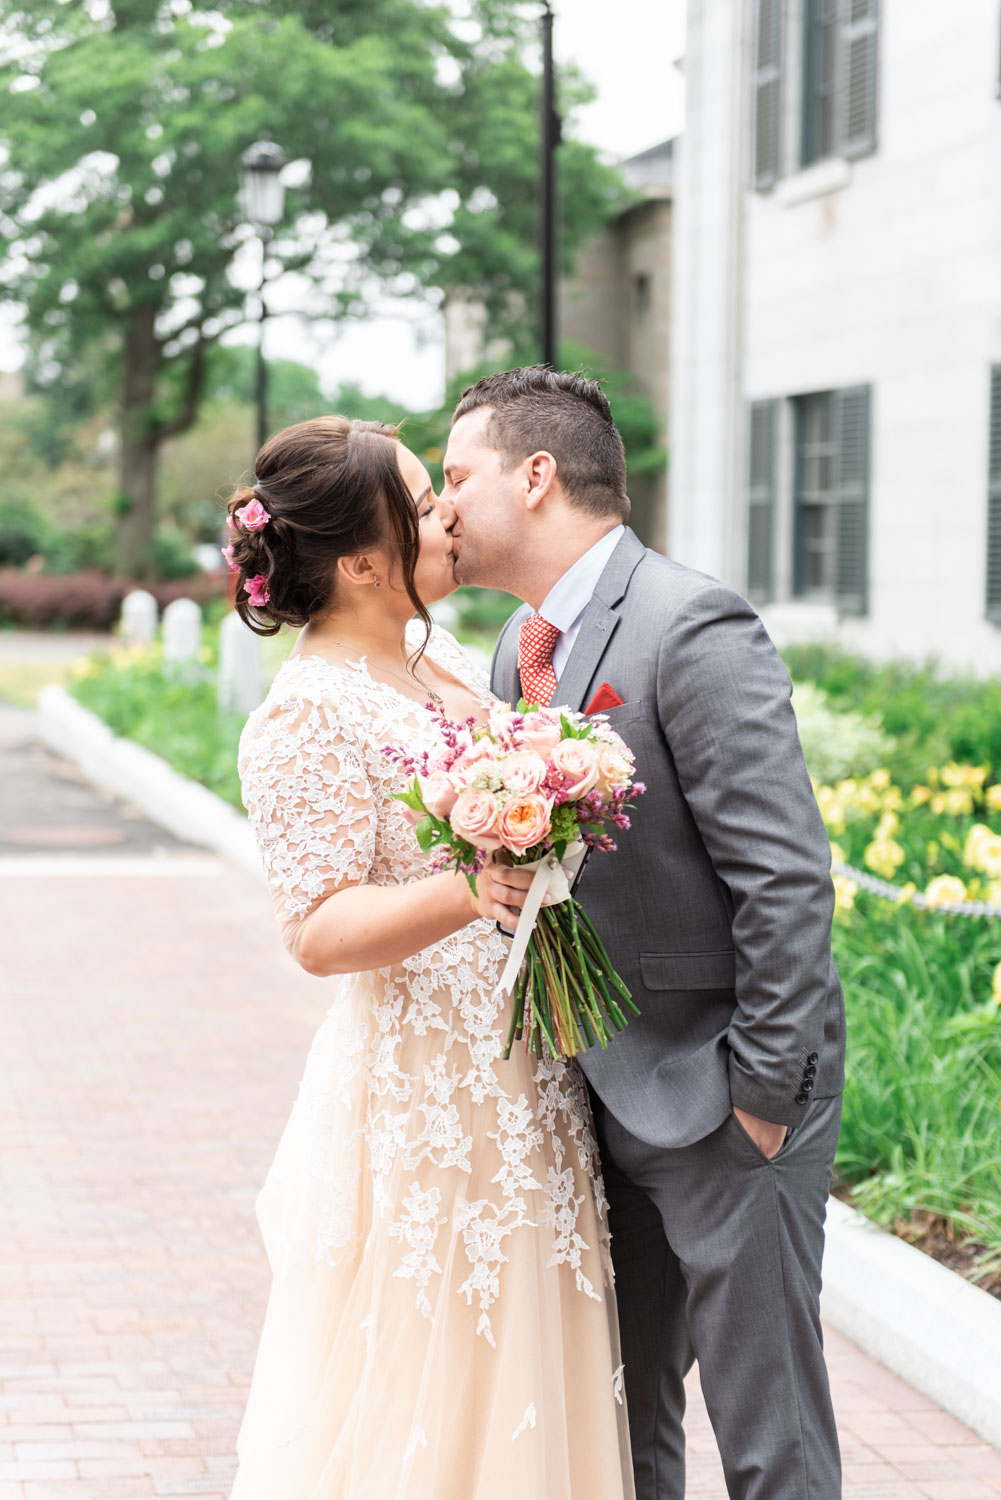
left=293, top=862, right=531, bottom=977
left=240, top=693, right=531, bottom=979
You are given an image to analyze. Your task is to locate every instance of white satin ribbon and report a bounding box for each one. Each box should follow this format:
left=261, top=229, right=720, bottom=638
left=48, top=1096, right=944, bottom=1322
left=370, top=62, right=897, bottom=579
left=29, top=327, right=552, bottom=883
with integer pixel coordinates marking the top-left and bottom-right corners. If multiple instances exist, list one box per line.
left=494, top=839, right=586, bottom=998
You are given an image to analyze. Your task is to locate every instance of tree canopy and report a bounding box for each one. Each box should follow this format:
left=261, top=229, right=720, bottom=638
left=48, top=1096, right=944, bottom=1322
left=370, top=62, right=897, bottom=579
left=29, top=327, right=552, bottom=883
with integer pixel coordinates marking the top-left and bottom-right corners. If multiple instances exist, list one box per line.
left=0, top=0, right=624, bottom=572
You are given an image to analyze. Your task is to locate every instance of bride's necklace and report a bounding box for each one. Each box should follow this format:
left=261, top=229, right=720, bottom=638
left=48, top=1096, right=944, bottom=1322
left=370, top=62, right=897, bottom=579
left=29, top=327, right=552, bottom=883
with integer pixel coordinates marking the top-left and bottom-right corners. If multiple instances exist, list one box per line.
left=327, top=637, right=443, bottom=707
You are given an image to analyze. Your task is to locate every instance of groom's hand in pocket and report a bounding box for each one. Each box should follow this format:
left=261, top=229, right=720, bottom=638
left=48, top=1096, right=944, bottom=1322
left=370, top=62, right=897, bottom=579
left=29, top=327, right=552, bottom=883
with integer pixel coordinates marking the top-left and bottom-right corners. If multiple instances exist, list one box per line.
left=469, top=858, right=535, bottom=927
left=733, top=1106, right=787, bottom=1160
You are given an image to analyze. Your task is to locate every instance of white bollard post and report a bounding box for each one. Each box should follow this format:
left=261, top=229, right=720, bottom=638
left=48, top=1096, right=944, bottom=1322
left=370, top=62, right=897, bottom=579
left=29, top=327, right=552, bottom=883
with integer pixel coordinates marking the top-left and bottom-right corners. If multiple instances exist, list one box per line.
left=120, top=589, right=158, bottom=646
left=162, top=598, right=202, bottom=665
left=218, top=611, right=265, bottom=716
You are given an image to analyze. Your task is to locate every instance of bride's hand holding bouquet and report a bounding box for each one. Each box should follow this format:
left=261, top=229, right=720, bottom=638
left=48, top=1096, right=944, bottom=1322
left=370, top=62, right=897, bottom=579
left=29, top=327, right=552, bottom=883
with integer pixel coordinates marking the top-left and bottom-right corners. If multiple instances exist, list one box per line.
left=384, top=700, right=645, bottom=1061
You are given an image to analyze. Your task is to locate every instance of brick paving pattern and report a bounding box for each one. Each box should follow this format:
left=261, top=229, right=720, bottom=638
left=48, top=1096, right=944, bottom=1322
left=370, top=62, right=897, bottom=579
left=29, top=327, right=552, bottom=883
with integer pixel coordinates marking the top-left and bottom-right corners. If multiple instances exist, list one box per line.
left=2, top=727, right=1000, bottom=1497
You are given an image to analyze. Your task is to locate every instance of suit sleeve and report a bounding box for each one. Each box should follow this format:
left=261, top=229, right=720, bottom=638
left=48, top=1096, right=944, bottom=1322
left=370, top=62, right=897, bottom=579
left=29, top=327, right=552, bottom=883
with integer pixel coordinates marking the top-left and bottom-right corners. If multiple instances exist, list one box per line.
left=656, top=584, right=835, bottom=1125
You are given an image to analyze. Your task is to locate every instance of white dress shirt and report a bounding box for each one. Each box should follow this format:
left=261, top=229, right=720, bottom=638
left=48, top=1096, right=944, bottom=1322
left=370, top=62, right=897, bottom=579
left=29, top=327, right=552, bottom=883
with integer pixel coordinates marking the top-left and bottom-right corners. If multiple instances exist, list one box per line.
left=536, top=525, right=625, bottom=680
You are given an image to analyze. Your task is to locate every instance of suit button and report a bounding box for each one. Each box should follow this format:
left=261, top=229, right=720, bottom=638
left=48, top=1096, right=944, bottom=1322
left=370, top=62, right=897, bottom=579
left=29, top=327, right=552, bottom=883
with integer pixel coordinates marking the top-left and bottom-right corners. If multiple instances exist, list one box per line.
left=804, top=1064, right=817, bottom=1078
left=801, top=1077, right=815, bottom=1091
left=807, top=1052, right=819, bottom=1065
left=795, top=1092, right=809, bottom=1105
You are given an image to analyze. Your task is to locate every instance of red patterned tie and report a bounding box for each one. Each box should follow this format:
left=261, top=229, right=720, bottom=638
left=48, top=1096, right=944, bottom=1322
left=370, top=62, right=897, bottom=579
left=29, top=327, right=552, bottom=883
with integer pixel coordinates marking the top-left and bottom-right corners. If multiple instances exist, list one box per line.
left=518, top=614, right=561, bottom=707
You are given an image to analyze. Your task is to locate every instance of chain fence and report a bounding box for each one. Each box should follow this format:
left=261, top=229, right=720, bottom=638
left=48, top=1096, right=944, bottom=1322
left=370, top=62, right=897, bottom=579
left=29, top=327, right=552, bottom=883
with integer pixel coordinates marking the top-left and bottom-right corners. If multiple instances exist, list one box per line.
left=833, top=862, right=1001, bottom=920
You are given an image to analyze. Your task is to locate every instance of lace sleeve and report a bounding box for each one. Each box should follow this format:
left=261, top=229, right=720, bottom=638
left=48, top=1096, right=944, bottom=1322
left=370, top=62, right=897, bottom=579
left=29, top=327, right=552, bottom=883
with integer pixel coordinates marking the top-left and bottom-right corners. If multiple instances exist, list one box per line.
left=239, top=690, right=377, bottom=959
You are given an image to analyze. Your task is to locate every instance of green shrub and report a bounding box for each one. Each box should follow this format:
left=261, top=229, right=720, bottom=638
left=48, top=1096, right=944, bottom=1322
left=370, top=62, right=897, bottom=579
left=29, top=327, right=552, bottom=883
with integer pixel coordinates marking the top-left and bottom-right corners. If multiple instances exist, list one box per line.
left=782, top=644, right=1001, bottom=787
left=791, top=681, right=895, bottom=785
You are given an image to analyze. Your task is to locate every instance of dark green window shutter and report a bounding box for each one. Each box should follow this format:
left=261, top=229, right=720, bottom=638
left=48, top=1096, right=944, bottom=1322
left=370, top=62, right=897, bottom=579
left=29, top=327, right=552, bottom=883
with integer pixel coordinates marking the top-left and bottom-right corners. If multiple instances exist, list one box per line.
left=747, top=400, right=777, bottom=601
left=843, top=0, right=879, bottom=158
left=834, top=385, right=871, bottom=615
left=986, top=367, right=1001, bottom=621
left=753, top=0, right=783, bottom=189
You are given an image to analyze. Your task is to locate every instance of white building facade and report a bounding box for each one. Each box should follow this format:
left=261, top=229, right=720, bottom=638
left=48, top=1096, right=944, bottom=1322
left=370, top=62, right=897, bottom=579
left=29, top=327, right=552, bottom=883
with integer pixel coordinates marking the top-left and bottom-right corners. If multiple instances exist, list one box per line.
left=670, top=0, right=1001, bottom=671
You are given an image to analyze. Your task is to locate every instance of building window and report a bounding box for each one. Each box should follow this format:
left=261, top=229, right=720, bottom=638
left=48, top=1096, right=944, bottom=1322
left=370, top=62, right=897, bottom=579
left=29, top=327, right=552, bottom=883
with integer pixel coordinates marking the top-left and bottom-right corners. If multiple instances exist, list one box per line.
left=987, top=367, right=1001, bottom=622
left=801, top=0, right=880, bottom=169
left=747, top=400, right=777, bottom=602
left=791, top=385, right=871, bottom=614
left=794, top=393, right=838, bottom=595
left=753, top=0, right=784, bottom=189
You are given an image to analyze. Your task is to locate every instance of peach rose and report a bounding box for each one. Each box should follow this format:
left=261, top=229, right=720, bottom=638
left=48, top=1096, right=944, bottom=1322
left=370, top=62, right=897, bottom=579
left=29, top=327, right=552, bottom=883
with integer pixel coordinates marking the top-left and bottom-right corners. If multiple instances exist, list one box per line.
left=499, top=793, right=553, bottom=855
left=500, top=751, right=547, bottom=796
left=596, top=744, right=634, bottom=793
left=420, top=771, right=459, bottom=821
left=550, top=738, right=599, bottom=799
left=450, top=787, right=503, bottom=850
left=519, top=711, right=562, bottom=758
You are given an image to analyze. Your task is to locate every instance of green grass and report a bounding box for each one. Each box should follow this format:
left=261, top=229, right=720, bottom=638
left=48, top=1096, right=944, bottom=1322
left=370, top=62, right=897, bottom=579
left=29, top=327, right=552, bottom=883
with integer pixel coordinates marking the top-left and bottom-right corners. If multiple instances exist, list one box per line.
left=832, top=895, right=1001, bottom=1258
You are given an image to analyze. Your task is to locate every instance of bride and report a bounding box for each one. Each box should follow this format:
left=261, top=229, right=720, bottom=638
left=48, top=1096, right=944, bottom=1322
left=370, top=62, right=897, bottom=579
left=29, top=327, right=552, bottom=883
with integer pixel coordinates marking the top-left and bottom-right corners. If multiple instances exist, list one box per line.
left=226, top=415, right=634, bottom=1500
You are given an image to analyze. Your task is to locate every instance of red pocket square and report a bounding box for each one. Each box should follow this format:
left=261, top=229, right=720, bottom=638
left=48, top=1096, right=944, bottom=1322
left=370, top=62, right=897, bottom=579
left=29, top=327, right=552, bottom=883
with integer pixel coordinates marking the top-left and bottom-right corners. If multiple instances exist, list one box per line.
left=585, top=682, right=624, bottom=715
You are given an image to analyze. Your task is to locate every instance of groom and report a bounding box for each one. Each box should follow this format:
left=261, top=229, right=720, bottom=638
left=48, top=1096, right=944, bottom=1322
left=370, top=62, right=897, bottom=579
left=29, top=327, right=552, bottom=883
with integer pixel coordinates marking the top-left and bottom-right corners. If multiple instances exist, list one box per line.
left=442, top=366, right=845, bottom=1500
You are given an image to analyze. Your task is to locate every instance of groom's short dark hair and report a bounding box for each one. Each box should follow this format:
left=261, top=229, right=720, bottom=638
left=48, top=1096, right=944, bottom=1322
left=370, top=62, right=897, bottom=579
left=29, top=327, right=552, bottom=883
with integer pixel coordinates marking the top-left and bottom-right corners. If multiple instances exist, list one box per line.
left=452, top=365, right=630, bottom=521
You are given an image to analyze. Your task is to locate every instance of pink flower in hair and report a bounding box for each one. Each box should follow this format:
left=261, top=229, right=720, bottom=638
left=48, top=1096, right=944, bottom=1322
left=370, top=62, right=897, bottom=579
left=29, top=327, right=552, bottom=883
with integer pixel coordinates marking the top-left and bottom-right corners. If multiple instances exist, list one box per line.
left=244, top=574, right=270, bottom=607
left=235, top=497, right=270, bottom=531
left=222, top=543, right=239, bottom=574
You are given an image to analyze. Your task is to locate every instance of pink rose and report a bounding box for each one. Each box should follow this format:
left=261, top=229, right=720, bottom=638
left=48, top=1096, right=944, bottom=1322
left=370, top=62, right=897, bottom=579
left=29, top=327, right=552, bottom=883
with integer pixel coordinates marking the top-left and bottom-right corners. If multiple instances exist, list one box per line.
left=519, top=711, right=562, bottom=758
left=450, top=787, right=503, bottom=850
left=499, top=793, right=553, bottom=855
left=222, top=543, right=239, bottom=574
left=420, top=770, right=459, bottom=821
left=235, top=497, right=271, bottom=531
left=451, top=737, right=499, bottom=787
left=550, top=739, right=599, bottom=799
left=244, top=574, right=270, bottom=607
left=500, top=751, right=547, bottom=796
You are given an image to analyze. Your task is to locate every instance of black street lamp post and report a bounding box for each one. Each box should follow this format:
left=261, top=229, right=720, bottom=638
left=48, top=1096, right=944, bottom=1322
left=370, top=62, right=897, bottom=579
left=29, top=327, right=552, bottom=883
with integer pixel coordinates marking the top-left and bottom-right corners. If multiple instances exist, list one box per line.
left=239, top=140, right=287, bottom=454
left=540, top=3, right=561, bottom=369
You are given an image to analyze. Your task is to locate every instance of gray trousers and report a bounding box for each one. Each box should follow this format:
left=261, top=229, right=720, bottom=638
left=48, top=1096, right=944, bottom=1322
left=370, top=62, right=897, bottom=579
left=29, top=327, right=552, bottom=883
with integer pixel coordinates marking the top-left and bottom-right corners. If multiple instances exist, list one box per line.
left=591, top=1088, right=843, bottom=1500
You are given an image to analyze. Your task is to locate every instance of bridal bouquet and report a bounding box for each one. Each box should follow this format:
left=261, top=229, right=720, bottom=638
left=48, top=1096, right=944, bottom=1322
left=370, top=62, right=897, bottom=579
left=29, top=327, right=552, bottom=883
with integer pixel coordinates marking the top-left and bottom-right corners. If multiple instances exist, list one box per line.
left=383, top=700, right=644, bottom=1061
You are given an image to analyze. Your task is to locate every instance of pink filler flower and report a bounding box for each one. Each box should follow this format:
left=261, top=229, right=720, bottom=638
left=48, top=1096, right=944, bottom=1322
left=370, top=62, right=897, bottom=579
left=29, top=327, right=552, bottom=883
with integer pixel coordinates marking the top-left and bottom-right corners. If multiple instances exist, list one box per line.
left=235, top=497, right=271, bottom=531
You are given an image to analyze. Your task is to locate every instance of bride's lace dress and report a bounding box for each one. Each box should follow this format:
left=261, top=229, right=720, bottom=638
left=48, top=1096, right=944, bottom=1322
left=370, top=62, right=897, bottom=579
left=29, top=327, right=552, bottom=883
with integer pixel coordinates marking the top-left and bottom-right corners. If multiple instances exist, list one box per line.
left=229, top=622, right=634, bottom=1500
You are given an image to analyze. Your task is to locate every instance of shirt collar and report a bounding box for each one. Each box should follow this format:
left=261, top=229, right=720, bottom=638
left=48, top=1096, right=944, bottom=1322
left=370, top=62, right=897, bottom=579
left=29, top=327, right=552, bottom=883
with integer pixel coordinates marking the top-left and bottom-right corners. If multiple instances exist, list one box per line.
left=538, top=525, right=625, bottom=634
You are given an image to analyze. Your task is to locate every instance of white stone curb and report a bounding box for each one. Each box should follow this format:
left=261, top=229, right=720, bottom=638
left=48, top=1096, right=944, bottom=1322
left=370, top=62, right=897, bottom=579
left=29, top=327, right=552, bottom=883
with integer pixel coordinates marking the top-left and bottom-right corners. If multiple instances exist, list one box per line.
left=821, top=1199, right=1001, bottom=1447
left=36, top=685, right=264, bottom=885
left=31, top=684, right=1001, bottom=1448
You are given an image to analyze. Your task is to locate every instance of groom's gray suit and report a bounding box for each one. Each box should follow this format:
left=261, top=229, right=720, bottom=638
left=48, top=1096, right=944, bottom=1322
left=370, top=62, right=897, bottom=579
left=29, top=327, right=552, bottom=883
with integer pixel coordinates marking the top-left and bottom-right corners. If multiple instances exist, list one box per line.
left=492, top=527, right=845, bottom=1500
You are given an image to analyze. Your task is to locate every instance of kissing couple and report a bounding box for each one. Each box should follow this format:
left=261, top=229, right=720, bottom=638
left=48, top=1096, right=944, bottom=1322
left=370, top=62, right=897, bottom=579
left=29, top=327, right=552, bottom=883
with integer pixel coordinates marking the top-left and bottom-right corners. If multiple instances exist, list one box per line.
left=227, top=365, right=845, bottom=1500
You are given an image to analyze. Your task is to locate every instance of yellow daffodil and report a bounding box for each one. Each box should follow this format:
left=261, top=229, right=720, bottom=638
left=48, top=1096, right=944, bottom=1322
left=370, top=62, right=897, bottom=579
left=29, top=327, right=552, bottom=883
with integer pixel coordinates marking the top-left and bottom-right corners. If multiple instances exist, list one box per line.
left=864, top=838, right=906, bottom=879
left=923, top=874, right=969, bottom=908
left=930, top=789, right=975, bottom=817
left=941, top=762, right=987, bottom=790
left=910, top=785, right=932, bottom=807
left=985, top=880, right=1001, bottom=906
left=986, top=785, right=1001, bottom=813
left=832, top=873, right=858, bottom=918
left=875, top=810, right=900, bottom=840
left=992, top=961, right=1001, bottom=1006
left=869, top=768, right=891, bottom=791
left=964, top=824, right=1001, bottom=877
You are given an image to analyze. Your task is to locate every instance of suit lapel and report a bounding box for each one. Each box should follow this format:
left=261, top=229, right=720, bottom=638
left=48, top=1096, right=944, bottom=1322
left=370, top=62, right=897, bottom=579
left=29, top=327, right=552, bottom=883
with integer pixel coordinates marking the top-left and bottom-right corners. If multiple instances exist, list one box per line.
left=554, top=528, right=646, bottom=710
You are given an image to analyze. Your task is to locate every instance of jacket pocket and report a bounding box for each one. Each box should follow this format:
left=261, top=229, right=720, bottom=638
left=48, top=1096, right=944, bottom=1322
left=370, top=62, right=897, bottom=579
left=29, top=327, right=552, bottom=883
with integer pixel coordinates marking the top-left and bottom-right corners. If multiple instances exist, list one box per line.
left=640, top=950, right=737, bottom=991
left=598, top=699, right=647, bottom=727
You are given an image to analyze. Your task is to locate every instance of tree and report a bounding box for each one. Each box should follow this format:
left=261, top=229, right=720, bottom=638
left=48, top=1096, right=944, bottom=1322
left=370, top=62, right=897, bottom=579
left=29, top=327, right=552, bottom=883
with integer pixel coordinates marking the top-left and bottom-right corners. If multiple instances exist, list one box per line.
left=0, top=0, right=624, bottom=575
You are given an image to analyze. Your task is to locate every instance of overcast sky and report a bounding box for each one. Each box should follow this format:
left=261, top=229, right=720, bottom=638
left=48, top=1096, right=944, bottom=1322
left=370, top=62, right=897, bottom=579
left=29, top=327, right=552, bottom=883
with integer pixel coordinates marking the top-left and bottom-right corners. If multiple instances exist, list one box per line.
left=0, top=0, right=687, bottom=409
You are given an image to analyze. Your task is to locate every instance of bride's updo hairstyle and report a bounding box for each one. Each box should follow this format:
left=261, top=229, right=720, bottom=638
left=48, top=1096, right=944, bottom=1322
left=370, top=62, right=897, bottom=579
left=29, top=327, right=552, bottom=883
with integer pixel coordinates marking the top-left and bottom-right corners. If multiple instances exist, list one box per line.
left=225, top=415, right=432, bottom=644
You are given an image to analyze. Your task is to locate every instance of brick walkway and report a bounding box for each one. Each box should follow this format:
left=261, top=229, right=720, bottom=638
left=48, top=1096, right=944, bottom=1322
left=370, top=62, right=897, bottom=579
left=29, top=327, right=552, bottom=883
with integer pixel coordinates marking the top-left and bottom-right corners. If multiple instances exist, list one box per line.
left=2, top=735, right=1000, bottom=1497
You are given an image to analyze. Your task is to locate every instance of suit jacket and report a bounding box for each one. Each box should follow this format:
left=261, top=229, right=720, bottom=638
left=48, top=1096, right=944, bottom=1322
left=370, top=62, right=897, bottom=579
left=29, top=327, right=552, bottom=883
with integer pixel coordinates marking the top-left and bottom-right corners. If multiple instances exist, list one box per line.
left=491, top=527, right=845, bottom=1148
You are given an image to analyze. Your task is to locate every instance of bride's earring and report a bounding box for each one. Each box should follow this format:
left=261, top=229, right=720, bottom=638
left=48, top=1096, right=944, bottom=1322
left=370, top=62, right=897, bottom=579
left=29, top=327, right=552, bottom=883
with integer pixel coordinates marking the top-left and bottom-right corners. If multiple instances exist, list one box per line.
left=374, top=579, right=381, bottom=589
